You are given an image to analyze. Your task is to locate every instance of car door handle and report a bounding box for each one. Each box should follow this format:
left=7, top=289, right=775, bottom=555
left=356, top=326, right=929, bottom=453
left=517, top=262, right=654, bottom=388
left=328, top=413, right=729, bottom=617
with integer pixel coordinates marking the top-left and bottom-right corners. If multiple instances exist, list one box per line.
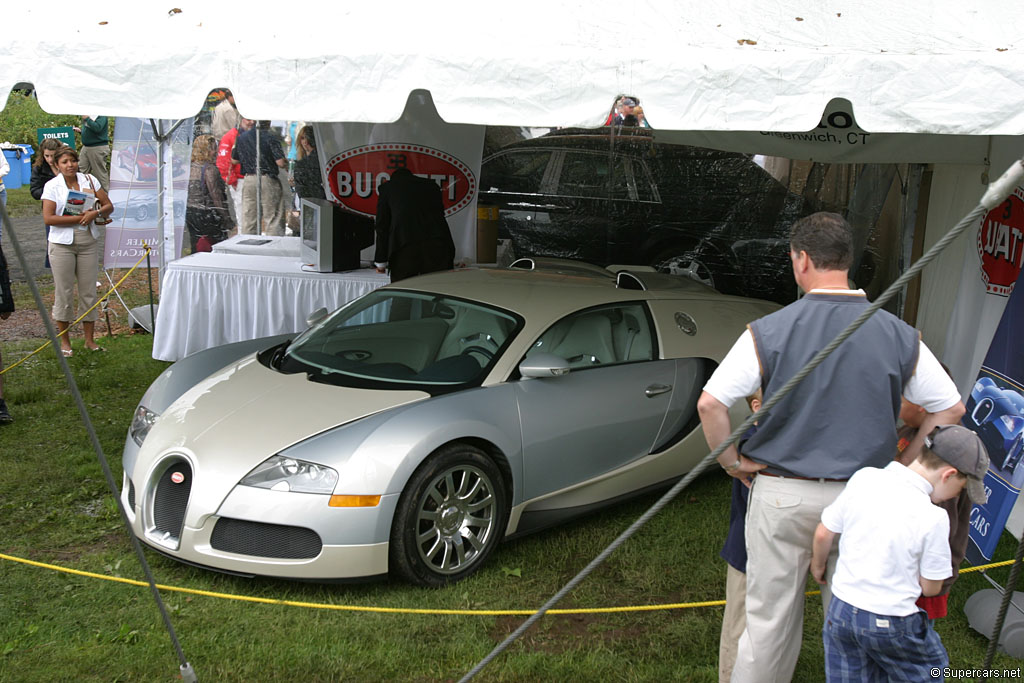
left=645, top=384, right=672, bottom=398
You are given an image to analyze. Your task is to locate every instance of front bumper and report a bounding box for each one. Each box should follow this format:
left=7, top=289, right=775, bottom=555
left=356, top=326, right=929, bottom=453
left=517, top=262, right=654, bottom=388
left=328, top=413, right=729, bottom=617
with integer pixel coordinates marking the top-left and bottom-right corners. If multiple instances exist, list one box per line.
left=122, top=468, right=399, bottom=580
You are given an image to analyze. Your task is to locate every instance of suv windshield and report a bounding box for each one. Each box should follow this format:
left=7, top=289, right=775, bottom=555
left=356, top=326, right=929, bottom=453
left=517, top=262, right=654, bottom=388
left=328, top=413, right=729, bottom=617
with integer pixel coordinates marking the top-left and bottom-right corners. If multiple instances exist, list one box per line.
left=281, top=290, right=520, bottom=388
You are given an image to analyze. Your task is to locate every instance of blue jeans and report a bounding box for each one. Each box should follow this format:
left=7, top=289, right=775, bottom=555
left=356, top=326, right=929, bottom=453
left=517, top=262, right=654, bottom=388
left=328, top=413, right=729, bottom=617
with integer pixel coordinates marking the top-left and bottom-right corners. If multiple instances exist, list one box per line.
left=824, top=596, right=948, bottom=682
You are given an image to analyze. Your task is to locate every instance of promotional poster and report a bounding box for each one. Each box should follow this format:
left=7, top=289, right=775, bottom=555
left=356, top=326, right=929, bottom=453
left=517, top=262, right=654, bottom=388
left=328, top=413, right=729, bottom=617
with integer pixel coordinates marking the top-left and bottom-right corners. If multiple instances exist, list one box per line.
left=103, top=118, right=190, bottom=268
left=316, top=90, right=485, bottom=265
left=964, top=263, right=1024, bottom=563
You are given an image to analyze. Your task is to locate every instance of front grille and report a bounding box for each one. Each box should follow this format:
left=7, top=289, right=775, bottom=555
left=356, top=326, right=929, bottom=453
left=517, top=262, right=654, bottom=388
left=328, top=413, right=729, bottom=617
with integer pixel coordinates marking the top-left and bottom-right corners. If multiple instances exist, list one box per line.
left=210, top=518, right=323, bottom=559
left=152, top=462, right=193, bottom=540
left=128, top=479, right=136, bottom=511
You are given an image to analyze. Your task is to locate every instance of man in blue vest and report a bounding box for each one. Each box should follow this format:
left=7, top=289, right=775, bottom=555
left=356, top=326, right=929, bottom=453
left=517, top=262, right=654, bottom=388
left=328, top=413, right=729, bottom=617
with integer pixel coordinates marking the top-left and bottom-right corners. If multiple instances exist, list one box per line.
left=697, top=212, right=965, bottom=682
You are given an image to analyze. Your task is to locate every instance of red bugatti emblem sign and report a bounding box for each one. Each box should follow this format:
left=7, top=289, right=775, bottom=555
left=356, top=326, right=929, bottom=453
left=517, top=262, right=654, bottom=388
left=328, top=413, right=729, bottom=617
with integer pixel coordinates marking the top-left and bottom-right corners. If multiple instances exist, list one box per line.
left=170, top=472, right=185, bottom=484
left=325, top=144, right=476, bottom=218
left=977, top=186, right=1024, bottom=296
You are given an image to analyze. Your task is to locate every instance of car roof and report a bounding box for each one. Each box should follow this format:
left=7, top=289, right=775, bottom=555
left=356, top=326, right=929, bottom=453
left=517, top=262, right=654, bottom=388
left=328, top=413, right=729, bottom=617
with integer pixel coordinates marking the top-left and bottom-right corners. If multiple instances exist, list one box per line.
left=484, top=127, right=749, bottom=161
left=387, top=265, right=728, bottom=319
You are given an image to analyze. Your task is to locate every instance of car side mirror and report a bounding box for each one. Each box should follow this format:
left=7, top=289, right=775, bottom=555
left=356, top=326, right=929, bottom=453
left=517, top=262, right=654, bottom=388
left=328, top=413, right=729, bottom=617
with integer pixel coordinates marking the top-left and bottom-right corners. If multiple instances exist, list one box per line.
left=305, top=307, right=329, bottom=328
left=519, top=352, right=570, bottom=379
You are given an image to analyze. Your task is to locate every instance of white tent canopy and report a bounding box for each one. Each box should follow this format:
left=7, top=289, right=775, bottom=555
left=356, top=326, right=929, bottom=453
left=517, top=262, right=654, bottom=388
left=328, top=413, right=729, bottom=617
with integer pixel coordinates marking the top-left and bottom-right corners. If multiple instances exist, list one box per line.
left=2, top=1, right=1022, bottom=137
left=2, top=0, right=1022, bottom=381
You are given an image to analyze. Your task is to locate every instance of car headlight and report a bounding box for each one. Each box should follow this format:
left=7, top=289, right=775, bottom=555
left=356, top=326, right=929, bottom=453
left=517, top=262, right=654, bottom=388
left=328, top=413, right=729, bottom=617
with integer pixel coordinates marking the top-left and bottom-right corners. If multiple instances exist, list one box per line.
left=130, top=406, right=159, bottom=446
left=239, top=455, right=339, bottom=494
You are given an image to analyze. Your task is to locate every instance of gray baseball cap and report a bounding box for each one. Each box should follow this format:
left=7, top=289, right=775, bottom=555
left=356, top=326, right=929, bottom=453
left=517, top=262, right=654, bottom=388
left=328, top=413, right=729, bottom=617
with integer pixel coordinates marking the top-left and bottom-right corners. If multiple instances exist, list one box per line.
left=924, top=424, right=990, bottom=504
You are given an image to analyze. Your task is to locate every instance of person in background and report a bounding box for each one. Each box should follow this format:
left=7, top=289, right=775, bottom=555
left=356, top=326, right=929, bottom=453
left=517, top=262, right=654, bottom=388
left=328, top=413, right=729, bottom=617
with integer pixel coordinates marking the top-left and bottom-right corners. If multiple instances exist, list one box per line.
left=374, top=168, right=455, bottom=282
left=634, top=104, right=651, bottom=128
left=231, top=120, right=286, bottom=235
left=0, top=242, right=13, bottom=424
left=78, top=115, right=110, bottom=190
left=717, top=389, right=761, bottom=683
left=897, top=381, right=972, bottom=621
left=811, top=425, right=989, bottom=682
left=607, top=96, right=639, bottom=126
left=40, top=147, right=113, bottom=356
left=30, top=139, right=65, bottom=200
left=31, top=139, right=69, bottom=270
left=291, top=125, right=325, bottom=200
left=0, top=151, right=8, bottom=240
left=186, top=134, right=232, bottom=253
left=0, top=152, right=8, bottom=202
left=211, top=90, right=241, bottom=142
left=217, top=117, right=253, bottom=232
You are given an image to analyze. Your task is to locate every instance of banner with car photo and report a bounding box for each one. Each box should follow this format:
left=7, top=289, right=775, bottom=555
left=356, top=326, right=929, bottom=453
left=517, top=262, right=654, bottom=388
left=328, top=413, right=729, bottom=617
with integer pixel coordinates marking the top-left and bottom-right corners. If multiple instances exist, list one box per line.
left=103, top=117, right=190, bottom=268
left=964, top=267, right=1024, bottom=564
left=315, top=91, right=486, bottom=266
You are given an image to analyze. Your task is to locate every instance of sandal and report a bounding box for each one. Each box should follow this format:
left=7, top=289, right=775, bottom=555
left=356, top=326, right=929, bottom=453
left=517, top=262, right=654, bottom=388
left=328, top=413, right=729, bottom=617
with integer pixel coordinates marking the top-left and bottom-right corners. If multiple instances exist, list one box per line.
left=61, top=348, right=73, bottom=358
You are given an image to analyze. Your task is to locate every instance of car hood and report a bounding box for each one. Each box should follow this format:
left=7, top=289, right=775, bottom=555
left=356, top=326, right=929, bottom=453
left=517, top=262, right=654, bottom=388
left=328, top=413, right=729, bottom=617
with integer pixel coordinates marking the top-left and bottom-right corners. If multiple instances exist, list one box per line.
left=139, top=353, right=429, bottom=483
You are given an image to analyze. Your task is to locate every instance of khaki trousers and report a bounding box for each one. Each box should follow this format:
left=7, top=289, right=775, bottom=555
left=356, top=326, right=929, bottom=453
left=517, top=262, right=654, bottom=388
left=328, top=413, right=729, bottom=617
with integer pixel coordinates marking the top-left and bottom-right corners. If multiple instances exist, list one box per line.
left=730, top=475, right=842, bottom=683
left=719, top=564, right=747, bottom=683
left=48, top=229, right=100, bottom=323
left=78, top=145, right=109, bottom=191
left=240, top=174, right=284, bottom=235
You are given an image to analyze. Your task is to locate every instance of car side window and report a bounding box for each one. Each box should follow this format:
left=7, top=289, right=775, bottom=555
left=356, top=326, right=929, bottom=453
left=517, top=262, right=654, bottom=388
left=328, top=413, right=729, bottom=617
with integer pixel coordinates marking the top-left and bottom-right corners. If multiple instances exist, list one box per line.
left=525, top=303, right=654, bottom=370
left=483, top=151, right=552, bottom=194
left=556, top=152, right=632, bottom=201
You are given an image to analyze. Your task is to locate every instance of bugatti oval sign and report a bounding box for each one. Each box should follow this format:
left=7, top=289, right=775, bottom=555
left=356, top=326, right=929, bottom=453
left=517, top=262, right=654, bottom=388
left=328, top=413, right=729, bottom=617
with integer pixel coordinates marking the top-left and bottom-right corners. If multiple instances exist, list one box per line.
left=325, top=144, right=477, bottom=218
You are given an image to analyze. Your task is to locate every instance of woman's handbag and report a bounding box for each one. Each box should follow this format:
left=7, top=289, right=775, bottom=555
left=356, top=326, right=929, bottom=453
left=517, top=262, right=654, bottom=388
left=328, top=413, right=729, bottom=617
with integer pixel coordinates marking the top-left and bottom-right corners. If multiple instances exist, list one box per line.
left=86, top=175, right=112, bottom=225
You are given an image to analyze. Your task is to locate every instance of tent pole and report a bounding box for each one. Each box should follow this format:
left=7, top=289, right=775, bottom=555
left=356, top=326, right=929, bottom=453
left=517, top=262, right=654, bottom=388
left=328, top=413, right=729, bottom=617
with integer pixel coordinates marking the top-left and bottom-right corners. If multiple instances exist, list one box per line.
left=148, top=118, right=188, bottom=293
left=256, top=124, right=263, bottom=235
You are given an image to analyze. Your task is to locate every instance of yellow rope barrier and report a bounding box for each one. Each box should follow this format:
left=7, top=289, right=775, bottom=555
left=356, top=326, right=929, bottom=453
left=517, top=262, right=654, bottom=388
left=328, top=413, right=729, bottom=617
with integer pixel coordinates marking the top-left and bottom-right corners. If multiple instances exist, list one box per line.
left=0, top=551, right=1013, bottom=616
left=0, top=246, right=152, bottom=377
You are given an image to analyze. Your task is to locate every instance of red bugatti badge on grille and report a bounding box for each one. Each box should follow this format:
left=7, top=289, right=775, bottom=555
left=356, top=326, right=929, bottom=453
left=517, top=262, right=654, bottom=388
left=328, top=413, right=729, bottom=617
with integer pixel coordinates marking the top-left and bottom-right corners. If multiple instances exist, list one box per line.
left=325, top=144, right=477, bottom=218
left=171, top=472, right=185, bottom=484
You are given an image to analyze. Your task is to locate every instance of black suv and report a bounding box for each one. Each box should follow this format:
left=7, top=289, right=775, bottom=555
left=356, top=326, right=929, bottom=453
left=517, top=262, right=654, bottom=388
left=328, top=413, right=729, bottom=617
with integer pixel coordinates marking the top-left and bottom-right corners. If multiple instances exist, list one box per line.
left=479, top=128, right=813, bottom=304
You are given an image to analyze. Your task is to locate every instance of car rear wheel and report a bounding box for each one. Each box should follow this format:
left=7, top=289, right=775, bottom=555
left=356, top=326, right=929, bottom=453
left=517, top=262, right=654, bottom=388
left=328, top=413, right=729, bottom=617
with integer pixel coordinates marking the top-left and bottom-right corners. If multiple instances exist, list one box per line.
left=652, top=244, right=716, bottom=288
left=390, top=444, right=508, bottom=587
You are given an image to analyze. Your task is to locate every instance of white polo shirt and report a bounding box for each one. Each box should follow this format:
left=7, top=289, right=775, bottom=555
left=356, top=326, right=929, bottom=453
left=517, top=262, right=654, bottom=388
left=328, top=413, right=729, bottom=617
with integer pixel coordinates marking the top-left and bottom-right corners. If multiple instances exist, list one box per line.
left=821, top=461, right=951, bottom=616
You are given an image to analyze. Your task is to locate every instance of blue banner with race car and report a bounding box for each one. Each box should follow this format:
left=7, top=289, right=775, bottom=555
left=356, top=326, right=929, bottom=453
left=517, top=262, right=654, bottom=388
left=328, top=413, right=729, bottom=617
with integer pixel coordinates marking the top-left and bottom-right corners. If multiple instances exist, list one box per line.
left=964, top=269, right=1024, bottom=564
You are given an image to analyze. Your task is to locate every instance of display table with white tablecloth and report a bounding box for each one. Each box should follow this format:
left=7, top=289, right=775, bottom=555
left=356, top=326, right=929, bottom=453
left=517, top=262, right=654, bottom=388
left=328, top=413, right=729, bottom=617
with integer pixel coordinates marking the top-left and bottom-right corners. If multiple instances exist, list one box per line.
left=211, top=234, right=302, bottom=257
left=153, top=252, right=389, bottom=361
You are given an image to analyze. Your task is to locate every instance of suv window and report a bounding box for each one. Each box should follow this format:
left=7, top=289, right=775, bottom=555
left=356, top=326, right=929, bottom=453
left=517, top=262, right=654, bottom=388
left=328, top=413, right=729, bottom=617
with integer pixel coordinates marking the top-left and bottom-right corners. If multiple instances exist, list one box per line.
left=557, top=151, right=632, bottom=200
left=483, top=151, right=552, bottom=194
left=630, top=158, right=659, bottom=202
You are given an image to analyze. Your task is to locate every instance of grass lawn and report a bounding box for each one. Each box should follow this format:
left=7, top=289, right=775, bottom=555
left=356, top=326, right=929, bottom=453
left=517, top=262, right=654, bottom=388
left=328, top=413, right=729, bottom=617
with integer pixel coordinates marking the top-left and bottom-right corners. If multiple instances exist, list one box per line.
left=0, top=279, right=1020, bottom=681
left=4, top=184, right=41, bottom=218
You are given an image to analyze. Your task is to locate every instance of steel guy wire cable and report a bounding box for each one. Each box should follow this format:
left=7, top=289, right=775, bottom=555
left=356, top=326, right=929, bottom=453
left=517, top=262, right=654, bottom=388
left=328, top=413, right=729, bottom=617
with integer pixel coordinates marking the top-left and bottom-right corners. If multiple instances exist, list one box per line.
left=460, top=159, right=1024, bottom=682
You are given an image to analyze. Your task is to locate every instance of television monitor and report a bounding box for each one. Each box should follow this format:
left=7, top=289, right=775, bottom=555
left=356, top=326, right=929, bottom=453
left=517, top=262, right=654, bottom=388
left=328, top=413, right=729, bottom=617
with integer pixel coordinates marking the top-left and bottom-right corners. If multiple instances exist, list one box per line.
left=300, top=197, right=374, bottom=273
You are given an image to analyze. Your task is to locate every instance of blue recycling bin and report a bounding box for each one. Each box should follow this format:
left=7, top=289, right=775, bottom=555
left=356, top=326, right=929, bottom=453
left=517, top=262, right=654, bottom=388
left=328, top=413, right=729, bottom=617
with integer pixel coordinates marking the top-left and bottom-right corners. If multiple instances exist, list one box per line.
left=16, top=144, right=33, bottom=189
left=2, top=148, right=22, bottom=188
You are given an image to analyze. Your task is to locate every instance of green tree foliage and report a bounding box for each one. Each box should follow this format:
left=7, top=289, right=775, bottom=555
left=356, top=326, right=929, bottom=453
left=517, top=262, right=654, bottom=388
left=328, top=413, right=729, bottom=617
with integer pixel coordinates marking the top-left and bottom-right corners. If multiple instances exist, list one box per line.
left=0, top=91, right=110, bottom=154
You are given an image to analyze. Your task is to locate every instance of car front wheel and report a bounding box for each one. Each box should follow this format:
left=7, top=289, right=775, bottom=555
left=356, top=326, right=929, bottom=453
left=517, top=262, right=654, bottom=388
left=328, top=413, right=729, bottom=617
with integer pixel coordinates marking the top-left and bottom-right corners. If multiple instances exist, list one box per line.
left=390, top=444, right=508, bottom=587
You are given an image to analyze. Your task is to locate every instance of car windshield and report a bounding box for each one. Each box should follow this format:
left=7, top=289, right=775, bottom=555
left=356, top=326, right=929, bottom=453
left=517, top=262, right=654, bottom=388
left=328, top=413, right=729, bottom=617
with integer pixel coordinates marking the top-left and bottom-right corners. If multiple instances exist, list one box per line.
left=281, top=290, right=520, bottom=388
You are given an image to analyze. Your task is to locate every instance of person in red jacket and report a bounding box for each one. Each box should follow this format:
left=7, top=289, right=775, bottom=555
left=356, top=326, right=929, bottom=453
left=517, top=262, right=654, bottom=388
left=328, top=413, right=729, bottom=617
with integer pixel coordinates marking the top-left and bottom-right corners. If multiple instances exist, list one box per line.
left=216, top=117, right=253, bottom=232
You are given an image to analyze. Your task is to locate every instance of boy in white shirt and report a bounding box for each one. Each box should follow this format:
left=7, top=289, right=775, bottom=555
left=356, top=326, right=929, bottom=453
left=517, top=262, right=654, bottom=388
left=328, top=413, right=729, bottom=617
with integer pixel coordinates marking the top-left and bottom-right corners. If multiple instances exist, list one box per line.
left=810, top=424, right=989, bottom=682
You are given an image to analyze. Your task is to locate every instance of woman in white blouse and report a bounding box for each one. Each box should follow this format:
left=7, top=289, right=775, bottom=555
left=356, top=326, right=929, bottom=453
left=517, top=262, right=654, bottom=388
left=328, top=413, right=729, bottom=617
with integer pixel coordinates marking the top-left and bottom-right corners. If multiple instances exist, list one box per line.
left=41, top=147, right=113, bottom=356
